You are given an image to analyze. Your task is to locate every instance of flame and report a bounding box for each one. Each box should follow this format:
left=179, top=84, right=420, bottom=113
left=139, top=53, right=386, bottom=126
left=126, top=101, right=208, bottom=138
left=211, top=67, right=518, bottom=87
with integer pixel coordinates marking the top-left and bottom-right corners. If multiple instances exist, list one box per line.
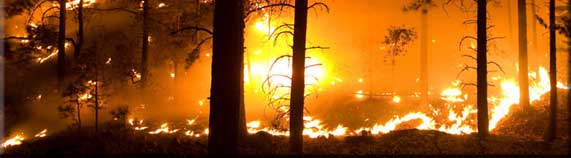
left=254, top=13, right=275, bottom=35
left=34, top=129, right=47, bottom=138
left=186, top=119, right=196, bottom=125
left=246, top=117, right=349, bottom=138
left=132, top=69, right=142, bottom=80
left=392, top=95, right=401, bottom=103
left=355, top=112, right=435, bottom=135
left=355, top=90, right=365, bottom=99
left=65, top=0, right=96, bottom=10
left=2, top=134, right=25, bottom=148
left=157, top=3, right=166, bottom=8
left=128, top=118, right=134, bottom=125
left=148, top=123, right=179, bottom=134
left=440, top=80, right=467, bottom=103
left=488, top=67, right=567, bottom=130
left=37, top=51, right=57, bottom=64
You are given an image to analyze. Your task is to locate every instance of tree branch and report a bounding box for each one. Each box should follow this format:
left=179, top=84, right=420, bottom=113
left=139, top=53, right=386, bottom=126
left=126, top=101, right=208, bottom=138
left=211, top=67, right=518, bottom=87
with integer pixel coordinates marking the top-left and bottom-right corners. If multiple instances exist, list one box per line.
left=246, top=3, right=295, bottom=17
left=308, top=2, right=330, bottom=13
left=170, top=26, right=213, bottom=35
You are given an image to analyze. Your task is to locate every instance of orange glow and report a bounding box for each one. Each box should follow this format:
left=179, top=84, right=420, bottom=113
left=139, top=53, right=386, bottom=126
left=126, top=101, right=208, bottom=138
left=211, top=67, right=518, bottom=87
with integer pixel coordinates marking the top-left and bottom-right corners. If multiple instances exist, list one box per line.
left=2, top=134, right=25, bottom=147
left=65, top=0, right=96, bottom=10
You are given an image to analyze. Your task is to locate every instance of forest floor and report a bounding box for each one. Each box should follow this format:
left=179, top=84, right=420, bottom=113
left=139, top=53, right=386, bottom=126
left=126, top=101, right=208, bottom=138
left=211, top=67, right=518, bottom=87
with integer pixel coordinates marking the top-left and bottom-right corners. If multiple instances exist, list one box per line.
left=3, top=91, right=570, bottom=156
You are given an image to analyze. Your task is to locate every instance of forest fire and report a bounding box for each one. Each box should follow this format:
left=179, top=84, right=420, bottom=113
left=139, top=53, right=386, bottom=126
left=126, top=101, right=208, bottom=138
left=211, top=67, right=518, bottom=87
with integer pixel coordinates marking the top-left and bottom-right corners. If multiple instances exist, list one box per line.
left=2, top=129, right=49, bottom=148
left=2, top=135, right=25, bottom=148
left=2, top=0, right=571, bottom=156
left=104, top=66, right=564, bottom=138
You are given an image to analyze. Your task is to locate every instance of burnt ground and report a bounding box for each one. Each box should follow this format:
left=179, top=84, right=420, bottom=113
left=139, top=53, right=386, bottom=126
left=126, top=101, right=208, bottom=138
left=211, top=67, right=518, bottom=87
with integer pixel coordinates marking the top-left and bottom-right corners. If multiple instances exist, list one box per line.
left=3, top=90, right=570, bottom=156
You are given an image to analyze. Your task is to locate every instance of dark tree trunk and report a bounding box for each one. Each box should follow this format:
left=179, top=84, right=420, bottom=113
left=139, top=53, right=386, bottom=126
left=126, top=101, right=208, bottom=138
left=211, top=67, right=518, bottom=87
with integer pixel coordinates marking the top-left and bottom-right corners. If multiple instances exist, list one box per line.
left=420, top=8, right=429, bottom=107
left=290, top=0, right=308, bottom=154
left=518, top=0, right=531, bottom=111
left=477, top=0, right=489, bottom=138
left=545, top=0, right=557, bottom=142
left=208, top=0, right=244, bottom=155
left=141, top=0, right=149, bottom=90
left=74, top=0, right=84, bottom=59
left=58, top=0, right=66, bottom=90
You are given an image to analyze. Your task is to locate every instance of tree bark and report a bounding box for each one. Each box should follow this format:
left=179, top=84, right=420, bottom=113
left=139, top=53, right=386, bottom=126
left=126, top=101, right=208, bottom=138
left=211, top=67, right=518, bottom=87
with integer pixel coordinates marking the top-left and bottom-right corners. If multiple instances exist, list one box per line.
left=208, top=0, right=244, bottom=155
left=477, top=0, right=489, bottom=138
left=58, top=0, right=66, bottom=90
left=420, top=8, right=429, bottom=107
left=518, top=0, right=531, bottom=111
left=545, top=0, right=557, bottom=142
left=290, top=0, right=308, bottom=154
left=74, top=0, right=84, bottom=59
left=141, top=0, right=149, bottom=90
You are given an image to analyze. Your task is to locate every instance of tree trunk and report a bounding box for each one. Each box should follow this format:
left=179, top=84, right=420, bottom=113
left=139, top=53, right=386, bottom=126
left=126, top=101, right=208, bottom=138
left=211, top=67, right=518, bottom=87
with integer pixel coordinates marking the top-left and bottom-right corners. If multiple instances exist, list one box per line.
left=290, top=0, right=308, bottom=154
left=58, top=0, right=66, bottom=90
left=477, top=0, right=489, bottom=138
left=74, top=0, right=84, bottom=59
left=141, top=0, right=149, bottom=90
left=208, top=0, right=244, bottom=155
left=420, top=8, right=429, bottom=107
left=545, top=0, right=557, bottom=142
left=518, top=0, right=531, bottom=111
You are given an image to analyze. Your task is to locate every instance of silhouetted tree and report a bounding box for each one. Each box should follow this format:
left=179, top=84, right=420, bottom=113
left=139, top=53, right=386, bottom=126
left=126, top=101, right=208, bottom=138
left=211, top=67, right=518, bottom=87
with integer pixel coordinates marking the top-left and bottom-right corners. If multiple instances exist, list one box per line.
left=545, top=0, right=557, bottom=142
left=534, top=0, right=571, bottom=144
left=382, top=26, right=417, bottom=96
left=518, top=0, right=531, bottom=111
left=289, top=0, right=308, bottom=154
left=74, top=0, right=84, bottom=59
left=59, top=80, right=88, bottom=129
left=208, top=0, right=244, bottom=155
left=477, top=0, right=489, bottom=138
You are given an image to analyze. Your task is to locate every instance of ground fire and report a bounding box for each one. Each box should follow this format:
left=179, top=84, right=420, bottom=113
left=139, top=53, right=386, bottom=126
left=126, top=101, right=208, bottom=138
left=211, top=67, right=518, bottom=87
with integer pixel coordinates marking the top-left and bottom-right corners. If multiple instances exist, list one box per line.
left=2, top=0, right=571, bottom=156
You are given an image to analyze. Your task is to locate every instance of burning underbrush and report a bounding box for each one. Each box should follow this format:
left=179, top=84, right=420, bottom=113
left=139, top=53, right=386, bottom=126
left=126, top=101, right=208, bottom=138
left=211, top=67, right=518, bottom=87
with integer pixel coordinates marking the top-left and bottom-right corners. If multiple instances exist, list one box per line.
left=3, top=87, right=570, bottom=155
left=495, top=89, right=570, bottom=141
